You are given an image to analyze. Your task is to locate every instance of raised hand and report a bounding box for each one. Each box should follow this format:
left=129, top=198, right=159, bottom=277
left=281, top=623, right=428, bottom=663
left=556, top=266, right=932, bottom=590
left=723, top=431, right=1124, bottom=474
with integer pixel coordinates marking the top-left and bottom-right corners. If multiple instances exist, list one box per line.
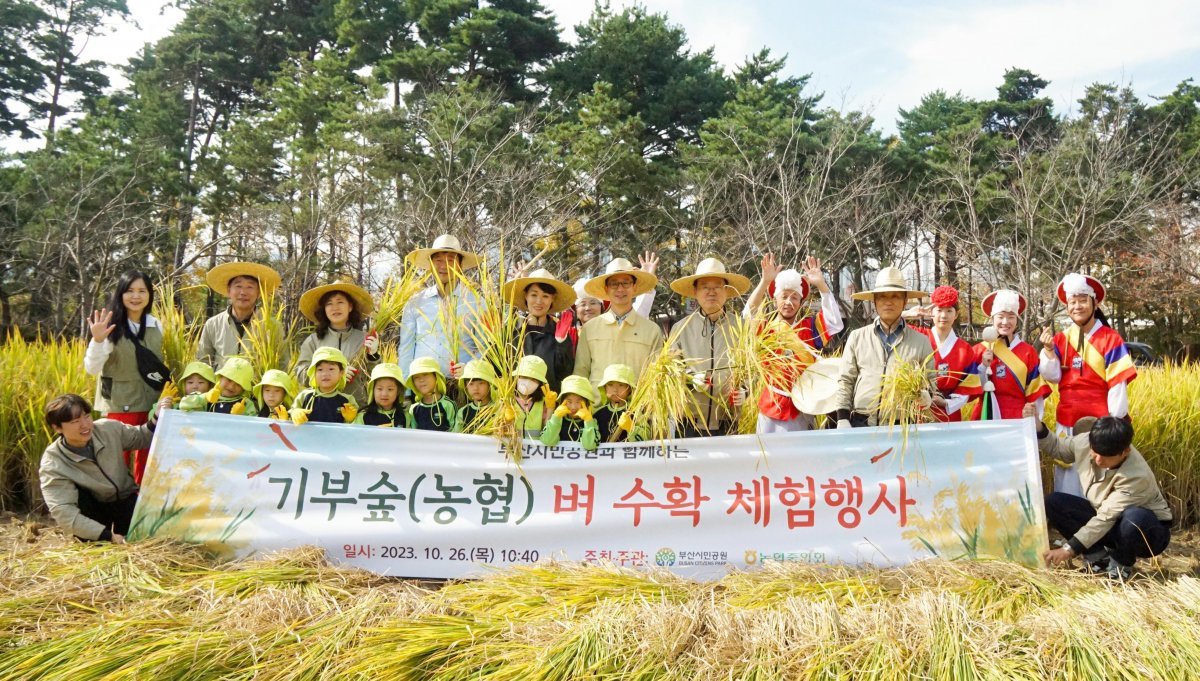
left=89, top=309, right=116, bottom=343
left=1038, top=326, right=1055, bottom=352
left=362, top=331, right=379, bottom=355
left=759, top=252, right=781, bottom=282
left=577, top=405, right=593, bottom=422
left=339, top=403, right=358, bottom=423
left=639, top=250, right=660, bottom=275
left=617, top=412, right=634, bottom=432
left=553, top=404, right=571, bottom=419
left=230, top=399, right=248, bottom=415
left=205, top=385, right=222, bottom=404
left=541, top=385, right=558, bottom=411
left=802, top=256, right=828, bottom=290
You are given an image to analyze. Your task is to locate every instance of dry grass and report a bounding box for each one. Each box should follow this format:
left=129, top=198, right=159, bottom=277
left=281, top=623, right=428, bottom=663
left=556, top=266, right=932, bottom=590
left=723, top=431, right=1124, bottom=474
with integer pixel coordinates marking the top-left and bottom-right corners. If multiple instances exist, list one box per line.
left=4, top=517, right=1200, bottom=680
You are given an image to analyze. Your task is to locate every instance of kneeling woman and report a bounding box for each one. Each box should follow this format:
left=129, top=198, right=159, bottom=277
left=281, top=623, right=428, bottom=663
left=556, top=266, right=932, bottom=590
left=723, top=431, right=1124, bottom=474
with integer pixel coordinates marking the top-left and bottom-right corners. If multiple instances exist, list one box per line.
left=39, top=393, right=169, bottom=543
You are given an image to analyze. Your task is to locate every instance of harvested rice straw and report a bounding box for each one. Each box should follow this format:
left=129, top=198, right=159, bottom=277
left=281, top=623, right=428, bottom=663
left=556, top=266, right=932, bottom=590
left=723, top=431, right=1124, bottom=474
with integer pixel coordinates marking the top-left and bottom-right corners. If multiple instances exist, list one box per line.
left=873, top=352, right=938, bottom=459
left=349, top=265, right=429, bottom=372
left=241, top=289, right=298, bottom=374
left=454, top=253, right=527, bottom=457
left=723, top=311, right=818, bottom=435
left=625, top=314, right=709, bottom=444
left=151, top=278, right=202, bottom=380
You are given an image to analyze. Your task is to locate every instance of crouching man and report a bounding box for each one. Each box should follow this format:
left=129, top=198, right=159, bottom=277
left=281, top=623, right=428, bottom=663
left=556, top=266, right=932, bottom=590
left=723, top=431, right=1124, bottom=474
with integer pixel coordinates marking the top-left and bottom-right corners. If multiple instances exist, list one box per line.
left=1026, top=403, right=1172, bottom=579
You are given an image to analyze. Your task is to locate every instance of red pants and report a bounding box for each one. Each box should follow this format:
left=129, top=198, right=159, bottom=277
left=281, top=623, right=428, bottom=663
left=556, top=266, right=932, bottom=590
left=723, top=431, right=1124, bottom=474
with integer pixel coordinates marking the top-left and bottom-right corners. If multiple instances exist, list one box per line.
left=106, top=411, right=149, bottom=485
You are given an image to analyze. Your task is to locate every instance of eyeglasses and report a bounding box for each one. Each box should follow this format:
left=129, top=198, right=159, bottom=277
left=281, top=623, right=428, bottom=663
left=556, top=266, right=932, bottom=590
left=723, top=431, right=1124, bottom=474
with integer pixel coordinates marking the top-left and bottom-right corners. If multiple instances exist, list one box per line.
left=606, top=279, right=636, bottom=290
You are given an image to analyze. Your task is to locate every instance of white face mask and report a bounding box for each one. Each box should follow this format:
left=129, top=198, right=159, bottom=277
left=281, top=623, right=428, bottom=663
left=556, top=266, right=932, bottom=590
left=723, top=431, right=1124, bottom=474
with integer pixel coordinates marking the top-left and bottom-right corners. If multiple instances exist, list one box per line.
left=516, top=377, right=540, bottom=397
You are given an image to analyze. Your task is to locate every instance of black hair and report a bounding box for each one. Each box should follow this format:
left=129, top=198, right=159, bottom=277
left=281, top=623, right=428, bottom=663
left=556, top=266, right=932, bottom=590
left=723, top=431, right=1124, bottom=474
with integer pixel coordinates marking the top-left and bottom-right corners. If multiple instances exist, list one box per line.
left=45, top=394, right=93, bottom=428
left=1088, top=416, right=1134, bottom=456
left=524, top=282, right=557, bottom=297
left=227, top=274, right=260, bottom=288
left=314, top=290, right=364, bottom=339
left=104, top=270, right=155, bottom=343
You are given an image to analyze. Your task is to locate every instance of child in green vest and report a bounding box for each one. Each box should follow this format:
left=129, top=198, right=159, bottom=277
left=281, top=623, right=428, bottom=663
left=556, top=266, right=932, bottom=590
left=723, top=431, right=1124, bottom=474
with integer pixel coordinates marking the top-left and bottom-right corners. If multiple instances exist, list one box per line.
left=593, top=363, right=646, bottom=442
left=291, top=347, right=358, bottom=424
left=505, top=355, right=554, bottom=439
left=177, top=361, right=217, bottom=412
left=454, top=359, right=498, bottom=433
left=541, top=374, right=600, bottom=451
left=202, top=357, right=259, bottom=416
left=405, top=356, right=455, bottom=431
left=355, top=363, right=405, bottom=427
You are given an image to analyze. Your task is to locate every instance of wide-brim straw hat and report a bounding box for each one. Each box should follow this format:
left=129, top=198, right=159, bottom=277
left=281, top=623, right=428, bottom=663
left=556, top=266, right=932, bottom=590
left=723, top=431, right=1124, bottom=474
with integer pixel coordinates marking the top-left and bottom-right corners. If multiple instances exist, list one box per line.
left=1056, top=273, right=1106, bottom=305
left=670, top=258, right=752, bottom=298
left=406, top=234, right=480, bottom=272
left=206, top=262, right=282, bottom=295
left=981, top=289, right=1027, bottom=317
left=850, top=266, right=927, bottom=301
left=583, top=258, right=658, bottom=300
left=298, top=281, right=375, bottom=322
left=502, top=269, right=577, bottom=314
left=790, top=357, right=843, bottom=415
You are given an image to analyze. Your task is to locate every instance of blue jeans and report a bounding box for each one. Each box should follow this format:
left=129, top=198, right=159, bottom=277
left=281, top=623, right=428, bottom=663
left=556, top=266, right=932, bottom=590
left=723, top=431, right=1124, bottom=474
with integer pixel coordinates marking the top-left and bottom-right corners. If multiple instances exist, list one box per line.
left=1045, top=492, right=1171, bottom=566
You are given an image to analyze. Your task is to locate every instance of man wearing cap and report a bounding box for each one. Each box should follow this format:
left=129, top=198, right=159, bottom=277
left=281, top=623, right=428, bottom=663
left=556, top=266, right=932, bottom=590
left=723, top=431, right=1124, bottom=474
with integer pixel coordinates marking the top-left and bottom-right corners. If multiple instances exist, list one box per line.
left=834, top=267, right=931, bottom=428
left=669, top=258, right=751, bottom=437
left=399, top=235, right=481, bottom=380
left=573, top=258, right=663, bottom=386
left=745, top=253, right=844, bottom=432
left=1038, top=272, right=1138, bottom=496
left=197, top=261, right=287, bottom=369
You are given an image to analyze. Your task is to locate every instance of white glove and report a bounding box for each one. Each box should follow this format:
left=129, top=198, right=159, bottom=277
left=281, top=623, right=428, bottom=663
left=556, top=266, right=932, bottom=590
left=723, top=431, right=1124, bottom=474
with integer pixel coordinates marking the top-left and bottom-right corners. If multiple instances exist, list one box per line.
left=836, top=419, right=852, bottom=430
left=363, top=331, right=379, bottom=355
left=918, top=390, right=933, bottom=408
left=690, top=372, right=710, bottom=391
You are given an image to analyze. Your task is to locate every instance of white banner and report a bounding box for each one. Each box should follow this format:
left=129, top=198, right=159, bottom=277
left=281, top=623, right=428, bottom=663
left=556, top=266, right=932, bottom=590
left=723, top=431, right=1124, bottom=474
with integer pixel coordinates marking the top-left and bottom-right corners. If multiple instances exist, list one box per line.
left=131, top=410, right=1047, bottom=578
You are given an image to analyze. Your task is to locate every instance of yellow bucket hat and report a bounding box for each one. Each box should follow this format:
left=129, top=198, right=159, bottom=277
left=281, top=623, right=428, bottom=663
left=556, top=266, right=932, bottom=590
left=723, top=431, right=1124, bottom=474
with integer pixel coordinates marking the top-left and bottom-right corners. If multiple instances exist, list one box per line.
left=513, top=355, right=549, bottom=384
left=598, top=364, right=636, bottom=390
left=254, top=369, right=297, bottom=407
left=306, top=347, right=350, bottom=391
left=215, top=357, right=256, bottom=394
left=406, top=356, right=447, bottom=395
left=462, top=359, right=499, bottom=389
left=180, top=361, right=217, bottom=387
left=559, top=375, right=600, bottom=407
left=366, top=363, right=406, bottom=405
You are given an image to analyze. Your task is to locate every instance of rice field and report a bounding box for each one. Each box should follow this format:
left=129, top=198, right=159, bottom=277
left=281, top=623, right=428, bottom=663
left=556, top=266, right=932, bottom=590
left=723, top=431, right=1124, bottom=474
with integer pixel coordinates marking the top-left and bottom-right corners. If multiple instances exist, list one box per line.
left=2, top=519, right=1199, bottom=680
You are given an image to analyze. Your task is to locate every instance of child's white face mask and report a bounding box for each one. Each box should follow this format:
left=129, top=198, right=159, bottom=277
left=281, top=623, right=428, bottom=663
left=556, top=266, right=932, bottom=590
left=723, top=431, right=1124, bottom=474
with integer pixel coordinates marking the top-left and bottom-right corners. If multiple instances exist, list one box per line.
left=516, top=378, right=540, bottom=397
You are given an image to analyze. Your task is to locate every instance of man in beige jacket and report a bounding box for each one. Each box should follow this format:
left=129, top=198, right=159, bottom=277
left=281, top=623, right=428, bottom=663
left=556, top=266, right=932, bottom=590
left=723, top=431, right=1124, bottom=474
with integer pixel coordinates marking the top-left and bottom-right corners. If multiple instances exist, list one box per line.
left=573, top=258, right=663, bottom=384
left=39, top=394, right=166, bottom=542
left=1030, top=408, right=1172, bottom=580
left=834, top=267, right=931, bottom=428
left=197, top=261, right=287, bottom=369
left=669, top=258, right=751, bottom=437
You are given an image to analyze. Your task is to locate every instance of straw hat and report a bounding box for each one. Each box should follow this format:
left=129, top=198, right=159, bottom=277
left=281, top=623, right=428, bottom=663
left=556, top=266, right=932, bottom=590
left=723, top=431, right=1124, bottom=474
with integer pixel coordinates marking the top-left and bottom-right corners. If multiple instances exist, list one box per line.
left=790, top=357, right=843, bottom=415
left=559, top=375, right=600, bottom=407
left=297, top=281, right=375, bottom=322
left=583, top=258, right=658, bottom=300
left=513, top=355, right=549, bottom=384
left=850, top=267, right=927, bottom=301
left=365, top=363, right=405, bottom=405
left=406, top=234, right=480, bottom=272
left=461, top=359, right=499, bottom=390
left=670, top=258, right=752, bottom=298
left=206, top=262, right=282, bottom=295
left=981, top=289, right=1027, bottom=317
left=1056, top=273, right=1106, bottom=305
left=501, top=269, right=577, bottom=314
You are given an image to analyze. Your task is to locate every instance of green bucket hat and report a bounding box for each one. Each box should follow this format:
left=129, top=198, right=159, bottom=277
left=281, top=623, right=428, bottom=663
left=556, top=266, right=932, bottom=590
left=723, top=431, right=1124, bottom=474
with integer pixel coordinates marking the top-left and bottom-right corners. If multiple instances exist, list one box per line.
left=180, top=361, right=217, bottom=388
left=406, top=356, right=447, bottom=395
left=254, top=369, right=297, bottom=407
left=306, top=346, right=350, bottom=391
left=598, top=364, right=636, bottom=390
left=461, top=359, right=499, bottom=389
left=513, top=355, right=548, bottom=384
left=215, top=357, right=256, bottom=395
left=559, top=374, right=599, bottom=407
left=366, top=363, right=406, bottom=405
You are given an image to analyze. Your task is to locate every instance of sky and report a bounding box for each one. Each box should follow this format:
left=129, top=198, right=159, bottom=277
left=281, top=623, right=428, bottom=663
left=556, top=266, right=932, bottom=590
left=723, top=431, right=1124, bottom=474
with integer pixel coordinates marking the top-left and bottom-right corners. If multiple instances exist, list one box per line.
left=40, top=0, right=1200, bottom=138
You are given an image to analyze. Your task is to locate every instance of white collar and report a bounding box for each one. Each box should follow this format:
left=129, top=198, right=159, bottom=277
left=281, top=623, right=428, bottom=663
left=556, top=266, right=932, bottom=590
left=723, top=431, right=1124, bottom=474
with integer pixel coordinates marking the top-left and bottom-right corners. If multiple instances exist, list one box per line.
left=932, top=328, right=958, bottom=357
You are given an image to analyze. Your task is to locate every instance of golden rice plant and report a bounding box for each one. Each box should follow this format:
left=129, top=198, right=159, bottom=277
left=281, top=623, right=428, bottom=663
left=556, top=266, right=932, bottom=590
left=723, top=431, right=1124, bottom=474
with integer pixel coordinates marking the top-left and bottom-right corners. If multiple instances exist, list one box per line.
left=151, top=277, right=202, bottom=380
left=625, top=315, right=707, bottom=443
left=355, top=265, right=430, bottom=372
left=240, top=288, right=298, bottom=374
left=0, top=331, right=89, bottom=512
left=1128, top=361, right=1200, bottom=526
left=874, top=353, right=939, bottom=458
left=723, top=311, right=817, bottom=435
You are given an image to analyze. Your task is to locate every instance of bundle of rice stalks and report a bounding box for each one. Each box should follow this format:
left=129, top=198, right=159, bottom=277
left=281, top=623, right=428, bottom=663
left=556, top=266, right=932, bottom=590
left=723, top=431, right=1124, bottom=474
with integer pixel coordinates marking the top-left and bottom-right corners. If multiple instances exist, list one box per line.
left=625, top=316, right=708, bottom=443
left=453, top=254, right=527, bottom=456
left=0, top=332, right=88, bottom=511
left=362, top=265, right=430, bottom=368
left=151, top=278, right=202, bottom=380
left=241, top=289, right=298, bottom=374
left=873, top=353, right=938, bottom=455
left=723, top=311, right=817, bottom=435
